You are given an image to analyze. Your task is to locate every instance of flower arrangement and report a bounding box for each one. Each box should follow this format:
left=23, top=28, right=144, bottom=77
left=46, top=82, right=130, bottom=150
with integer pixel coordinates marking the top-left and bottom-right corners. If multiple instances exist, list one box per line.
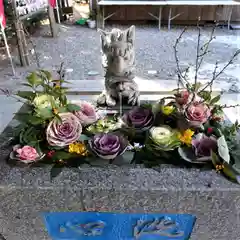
left=2, top=25, right=240, bottom=184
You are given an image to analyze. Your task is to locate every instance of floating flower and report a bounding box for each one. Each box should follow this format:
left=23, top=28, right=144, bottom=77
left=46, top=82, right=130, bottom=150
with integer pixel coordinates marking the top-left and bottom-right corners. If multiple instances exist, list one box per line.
left=178, top=129, right=194, bottom=146
left=9, top=145, right=45, bottom=164
left=46, top=112, right=82, bottom=147
left=122, top=106, right=154, bottom=131
left=33, top=94, right=56, bottom=109
left=74, top=101, right=99, bottom=126
left=86, top=118, right=122, bottom=134
left=192, top=133, right=217, bottom=160
left=178, top=133, right=217, bottom=164
left=89, top=132, right=128, bottom=160
left=185, top=102, right=210, bottom=127
left=69, top=142, right=88, bottom=156
left=175, top=90, right=189, bottom=105
left=147, top=125, right=181, bottom=151
left=161, top=105, right=175, bottom=115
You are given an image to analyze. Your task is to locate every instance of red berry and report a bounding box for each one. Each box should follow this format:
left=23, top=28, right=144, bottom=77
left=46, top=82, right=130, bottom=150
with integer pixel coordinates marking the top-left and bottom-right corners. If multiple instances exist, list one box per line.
left=47, top=150, right=55, bottom=158
left=207, top=127, right=213, bottom=134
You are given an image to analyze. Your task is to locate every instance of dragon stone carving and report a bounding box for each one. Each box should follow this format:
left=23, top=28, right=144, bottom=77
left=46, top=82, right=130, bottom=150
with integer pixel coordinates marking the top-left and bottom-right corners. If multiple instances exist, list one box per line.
left=97, top=26, right=139, bottom=107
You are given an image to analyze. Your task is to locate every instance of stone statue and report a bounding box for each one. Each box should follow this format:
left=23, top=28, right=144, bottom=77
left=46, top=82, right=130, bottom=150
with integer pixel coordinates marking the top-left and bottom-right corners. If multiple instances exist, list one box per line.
left=97, top=26, right=139, bottom=107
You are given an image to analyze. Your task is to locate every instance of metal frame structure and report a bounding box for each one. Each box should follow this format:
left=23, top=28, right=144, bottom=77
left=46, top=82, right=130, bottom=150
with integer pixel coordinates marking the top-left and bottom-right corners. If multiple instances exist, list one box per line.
left=97, top=0, right=240, bottom=30
left=97, top=1, right=167, bottom=30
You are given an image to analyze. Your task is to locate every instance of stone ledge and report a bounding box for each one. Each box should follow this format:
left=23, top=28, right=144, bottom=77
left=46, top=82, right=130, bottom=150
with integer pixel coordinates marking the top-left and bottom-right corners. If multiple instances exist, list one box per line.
left=0, top=188, right=239, bottom=240
left=11, top=78, right=223, bottom=94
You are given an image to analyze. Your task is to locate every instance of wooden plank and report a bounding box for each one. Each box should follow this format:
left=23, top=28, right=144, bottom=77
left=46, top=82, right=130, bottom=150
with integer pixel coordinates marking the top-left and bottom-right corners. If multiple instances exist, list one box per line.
left=48, top=5, right=58, bottom=38
left=18, top=7, right=48, bottom=21
left=98, top=1, right=168, bottom=5
left=98, top=0, right=240, bottom=6
left=165, top=0, right=240, bottom=6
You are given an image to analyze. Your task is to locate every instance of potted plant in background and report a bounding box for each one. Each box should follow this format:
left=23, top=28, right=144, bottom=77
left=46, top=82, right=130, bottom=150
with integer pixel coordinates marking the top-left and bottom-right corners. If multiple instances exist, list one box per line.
left=87, top=10, right=96, bottom=29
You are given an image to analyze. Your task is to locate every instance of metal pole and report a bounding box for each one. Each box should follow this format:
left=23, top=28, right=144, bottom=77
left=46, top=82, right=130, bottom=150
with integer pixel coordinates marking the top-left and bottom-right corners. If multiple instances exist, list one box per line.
left=0, top=20, right=16, bottom=76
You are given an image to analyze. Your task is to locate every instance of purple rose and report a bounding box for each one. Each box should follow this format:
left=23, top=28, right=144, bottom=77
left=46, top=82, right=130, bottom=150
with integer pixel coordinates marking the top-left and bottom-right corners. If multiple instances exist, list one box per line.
left=46, top=112, right=82, bottom=147
left=192, top=133, right=217, bottom=161
left=122, top=107, right=154, bottom=131
left=89, top=133, right=128, bottom=160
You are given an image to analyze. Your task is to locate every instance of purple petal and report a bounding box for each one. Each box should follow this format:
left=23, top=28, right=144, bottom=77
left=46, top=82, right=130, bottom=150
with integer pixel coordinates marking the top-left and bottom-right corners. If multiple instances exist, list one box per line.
left=123, top=107, right=153, bottom=129
left=193, top=136, right=217, bottom=157
left=89, top=133, right=128, bottom=159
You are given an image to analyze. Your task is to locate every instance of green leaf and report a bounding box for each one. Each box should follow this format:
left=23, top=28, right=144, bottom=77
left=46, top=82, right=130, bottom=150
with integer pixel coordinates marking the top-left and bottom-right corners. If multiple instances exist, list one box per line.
left=198, top=91, right=211, bottom=102
left=39, top=70, right=52, bottom=81
left=211, top=151, right=240, bottom=184
left=79, top=134, right=90, bottom=141
left=27, top=72, right=43, bottom=86
left=217, top=135, right=230, bottom=163
left=37, top=108, right=54, bottom=119
left=58, top=107, right=68, bottom=113
left=211, top=150, right=221, bottom=166
left=21, top=83, right=33, bottom=88
left=141, top=103, right=153, bottom=109
left=14, top=113, right=43, bottom=125
left=19, top=126, right=42, bottom=146
left=16, top=91, right=35, bottom=100
left=54, top=115, right=62, bottom=124
left=60, top=95, right=67, bottom=106
left=52, top=151, right=73, bottom=161
left=210, top=95, right=221, bottom=105
left=28, top=116, right=44, bottom=125
left=67, top=103, right=81, bottom=112
left=50, top=164, right=64, bottom=180
left=191, top=82, right=202, bottom=91
left=222, top=164, right=240, bottom=182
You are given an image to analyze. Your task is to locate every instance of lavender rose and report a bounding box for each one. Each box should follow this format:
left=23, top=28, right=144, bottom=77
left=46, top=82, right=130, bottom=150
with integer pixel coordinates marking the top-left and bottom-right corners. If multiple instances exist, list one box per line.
left=74, top=101, right=99, bottom=126
left=185, top=102, right=210, bottom=127
left=89, top=133, right=128, bottom=160
left=46, top=112, right=82, bottom=147
left=192, top=133, right=217, bottom=161
left=122, top=106, right=154, bottom=131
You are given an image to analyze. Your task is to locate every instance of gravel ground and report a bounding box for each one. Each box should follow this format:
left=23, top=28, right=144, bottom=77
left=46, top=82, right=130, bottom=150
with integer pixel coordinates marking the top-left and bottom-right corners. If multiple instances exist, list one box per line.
left=0, top=23, right=240, bottom=91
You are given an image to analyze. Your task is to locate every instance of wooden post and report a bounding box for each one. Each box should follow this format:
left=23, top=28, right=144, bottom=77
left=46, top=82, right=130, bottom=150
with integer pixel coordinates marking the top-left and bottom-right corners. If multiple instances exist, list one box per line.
left=12, top=0, right=30, bottom=67
left=96, top=0, right=103, bottom=29
left=48, top=5, right=58, bottom=38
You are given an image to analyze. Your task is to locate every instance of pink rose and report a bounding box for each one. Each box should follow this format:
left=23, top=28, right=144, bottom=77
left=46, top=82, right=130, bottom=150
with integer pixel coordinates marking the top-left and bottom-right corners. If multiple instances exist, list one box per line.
left=16, top=146, right=39, bottom=161
left=74, top=101, right=98, bottom=126
left=175, top=90, right=190, bottom=105
left=185, top=102, right=210, bottom=127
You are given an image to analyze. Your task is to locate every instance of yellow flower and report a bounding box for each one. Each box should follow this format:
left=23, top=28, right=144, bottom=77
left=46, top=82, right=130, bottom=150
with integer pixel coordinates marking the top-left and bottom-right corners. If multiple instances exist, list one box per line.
left=215, top=164, right=224, bottom=173
left=161, top=105, right=175, bottom=115
left=69, top=142, right=88, bottom=156
left=52, top=108, right=59, bottom=115
left=178, top=129, right=194, bottom=146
